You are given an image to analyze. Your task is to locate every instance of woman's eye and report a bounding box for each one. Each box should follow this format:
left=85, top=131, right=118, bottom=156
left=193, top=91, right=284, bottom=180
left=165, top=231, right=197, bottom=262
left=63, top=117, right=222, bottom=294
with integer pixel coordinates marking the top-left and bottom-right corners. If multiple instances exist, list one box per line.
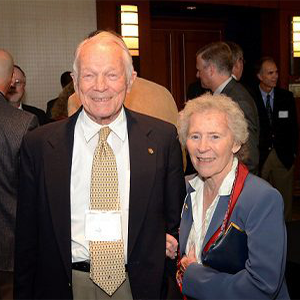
left=211, top=135, right=220, bottom=140
left=190, top=134, right=200, bottom=140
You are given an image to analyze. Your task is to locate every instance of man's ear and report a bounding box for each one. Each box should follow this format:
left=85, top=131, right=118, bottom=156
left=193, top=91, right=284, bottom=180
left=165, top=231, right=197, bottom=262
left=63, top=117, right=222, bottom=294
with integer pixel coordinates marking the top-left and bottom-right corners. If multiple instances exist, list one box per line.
left=71, top=72, right=78, bottom=94
left=208, top=64, right=215, bottom=77
left=257, top=72, right=262, bottom=82
left=127, top=71, right=137, bottom=93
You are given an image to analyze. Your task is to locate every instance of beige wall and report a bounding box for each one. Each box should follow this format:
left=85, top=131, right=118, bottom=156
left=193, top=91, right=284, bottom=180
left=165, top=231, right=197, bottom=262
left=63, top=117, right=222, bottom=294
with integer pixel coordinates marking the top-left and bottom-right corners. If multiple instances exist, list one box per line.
left=0, top=0, right=96, bottom=110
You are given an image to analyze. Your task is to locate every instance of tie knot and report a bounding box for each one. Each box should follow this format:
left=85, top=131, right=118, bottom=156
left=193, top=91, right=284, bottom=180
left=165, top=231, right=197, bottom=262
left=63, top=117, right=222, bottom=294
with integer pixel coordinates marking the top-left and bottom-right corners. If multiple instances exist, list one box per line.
left=99, top=126, right=111, bottom=142
left=267, top=94, right=270, bottom=100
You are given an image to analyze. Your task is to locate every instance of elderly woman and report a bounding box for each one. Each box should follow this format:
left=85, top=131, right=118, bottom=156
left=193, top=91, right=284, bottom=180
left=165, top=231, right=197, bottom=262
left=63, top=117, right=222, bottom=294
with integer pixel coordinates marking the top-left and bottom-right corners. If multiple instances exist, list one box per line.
left=177, top=93, right=289, bottom=299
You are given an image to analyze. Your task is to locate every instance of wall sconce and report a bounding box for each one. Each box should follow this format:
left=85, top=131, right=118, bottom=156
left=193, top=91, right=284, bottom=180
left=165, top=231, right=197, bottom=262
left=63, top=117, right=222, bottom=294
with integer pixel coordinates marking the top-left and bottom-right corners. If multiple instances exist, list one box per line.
left=120, top=5, right=139, bottom=56
left=292, top=16, right=300, bottom=58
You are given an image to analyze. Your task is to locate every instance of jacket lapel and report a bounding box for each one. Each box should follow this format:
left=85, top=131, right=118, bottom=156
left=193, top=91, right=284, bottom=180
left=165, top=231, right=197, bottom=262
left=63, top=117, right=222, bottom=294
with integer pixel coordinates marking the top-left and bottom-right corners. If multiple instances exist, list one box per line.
left=273, top=87, right=279, bottom=114
left=201, top=195, right=230, bottom=253
left=125, top=109, right=158, bottom=260
left=179, top=184, right=194, bottom=257
left=44, top=111, right=79, bottom=280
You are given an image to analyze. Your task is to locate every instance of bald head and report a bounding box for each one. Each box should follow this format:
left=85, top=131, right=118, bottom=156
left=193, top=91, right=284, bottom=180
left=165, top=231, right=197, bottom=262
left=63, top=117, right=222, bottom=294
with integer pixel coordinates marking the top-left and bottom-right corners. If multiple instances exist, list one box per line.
left=73, top=31, right=134, bottom=84
left=0, top=49, right=14, bottom=95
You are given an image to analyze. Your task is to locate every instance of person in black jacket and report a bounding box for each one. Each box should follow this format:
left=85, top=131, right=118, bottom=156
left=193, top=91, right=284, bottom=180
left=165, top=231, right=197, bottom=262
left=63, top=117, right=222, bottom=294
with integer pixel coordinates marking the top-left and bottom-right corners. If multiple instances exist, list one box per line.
left=6, top=65, right=49, bottom=125
left=253, top=56, right=298, bottom=221
left=14, top=31, right=185, bottom=300
left=0, top=49, right=38, bottom=300
left=195, top=42, right=260, bottom=174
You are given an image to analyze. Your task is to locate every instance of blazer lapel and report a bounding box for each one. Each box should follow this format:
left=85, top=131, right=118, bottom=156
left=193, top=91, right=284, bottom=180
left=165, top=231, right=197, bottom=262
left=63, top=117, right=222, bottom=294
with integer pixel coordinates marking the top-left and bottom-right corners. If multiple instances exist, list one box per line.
left=273, top=87, right=279, bottom=114
left=179, top=185, right=194, bottom=257
left=125, top=109, right=157, bottom=260
left=201, top=195, right=229, bottom=253
left=44, top=111, right=79, bottom=280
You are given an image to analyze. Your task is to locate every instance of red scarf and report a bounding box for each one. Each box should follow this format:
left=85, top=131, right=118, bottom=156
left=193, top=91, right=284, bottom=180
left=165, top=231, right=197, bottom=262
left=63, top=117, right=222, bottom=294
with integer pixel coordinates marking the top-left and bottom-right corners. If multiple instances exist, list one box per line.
left=203, top=162, right=249, bottom=253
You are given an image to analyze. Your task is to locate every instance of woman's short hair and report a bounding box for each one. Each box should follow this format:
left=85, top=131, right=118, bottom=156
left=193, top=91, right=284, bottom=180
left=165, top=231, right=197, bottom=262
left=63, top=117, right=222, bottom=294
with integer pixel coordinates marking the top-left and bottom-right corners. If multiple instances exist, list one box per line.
left=72, top=31, right=134, bottom=84
left=177, top=92, right=249, bottom=161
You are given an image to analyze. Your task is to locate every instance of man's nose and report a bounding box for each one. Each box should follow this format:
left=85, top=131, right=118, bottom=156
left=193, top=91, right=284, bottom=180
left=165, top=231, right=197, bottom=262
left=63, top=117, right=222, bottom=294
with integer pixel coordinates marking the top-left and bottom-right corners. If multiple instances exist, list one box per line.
left=95, top=76, right=107, bottom=91
left=9, top=83, right=16, bottom=92
left=10, top=79, right=17, bottom=88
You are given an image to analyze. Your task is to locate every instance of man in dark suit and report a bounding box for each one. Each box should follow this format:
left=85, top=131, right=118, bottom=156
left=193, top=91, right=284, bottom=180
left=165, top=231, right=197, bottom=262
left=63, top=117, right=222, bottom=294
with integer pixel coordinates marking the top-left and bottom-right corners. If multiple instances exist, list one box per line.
left=6, top=65, right=49, bottom=125
left=253, top=57, right=298, bottom=221
left=0, top=49, right=38, bottom=300
left=196, top=41, right=260, bottom=174
left=14, top=31, right=185, bottom=299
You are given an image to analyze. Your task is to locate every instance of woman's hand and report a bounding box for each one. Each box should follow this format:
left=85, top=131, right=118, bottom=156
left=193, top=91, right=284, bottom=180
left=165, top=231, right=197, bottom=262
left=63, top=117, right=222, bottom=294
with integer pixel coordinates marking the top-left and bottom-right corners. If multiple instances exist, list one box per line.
left=180, top=244, right=197, bottom=272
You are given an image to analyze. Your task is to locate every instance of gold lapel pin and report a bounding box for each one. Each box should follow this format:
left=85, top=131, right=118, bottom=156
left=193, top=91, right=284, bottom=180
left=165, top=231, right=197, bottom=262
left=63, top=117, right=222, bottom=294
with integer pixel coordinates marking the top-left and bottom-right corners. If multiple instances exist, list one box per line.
left=184, top=203, right=188, bottom=210
left=148, top=148, right=154, bottom=154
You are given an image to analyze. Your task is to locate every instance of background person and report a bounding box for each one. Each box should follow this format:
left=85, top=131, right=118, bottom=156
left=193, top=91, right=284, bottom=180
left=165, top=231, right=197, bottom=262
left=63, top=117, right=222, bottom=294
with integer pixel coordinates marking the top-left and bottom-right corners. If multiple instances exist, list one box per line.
left=6, top=65, right=49, bottom=125
left=253, top=57, right=298, bottom=222
left=46, top=71, right=72, bottom=120
left=226, top=41, right=244, bottom=81
left=196, top=42, right=259, bottom=174
left=0, top=49, right=38, bottom=300
left=177, top=93, right=289, bottom=299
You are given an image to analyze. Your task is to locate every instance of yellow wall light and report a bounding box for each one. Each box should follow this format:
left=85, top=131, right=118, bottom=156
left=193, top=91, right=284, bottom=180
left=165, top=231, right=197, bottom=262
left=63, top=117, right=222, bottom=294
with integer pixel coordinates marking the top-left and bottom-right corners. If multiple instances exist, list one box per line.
left=121, top=5, right=139, bottom=56
left=292, top=16, right=300, bottom=58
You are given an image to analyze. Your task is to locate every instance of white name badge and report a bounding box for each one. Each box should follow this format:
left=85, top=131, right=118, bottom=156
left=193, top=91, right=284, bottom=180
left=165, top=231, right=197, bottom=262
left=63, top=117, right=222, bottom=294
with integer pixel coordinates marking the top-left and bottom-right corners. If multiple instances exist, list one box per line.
left=279, top=111, right=288, bottom=118
left=85, top=210, right=122, bottom=242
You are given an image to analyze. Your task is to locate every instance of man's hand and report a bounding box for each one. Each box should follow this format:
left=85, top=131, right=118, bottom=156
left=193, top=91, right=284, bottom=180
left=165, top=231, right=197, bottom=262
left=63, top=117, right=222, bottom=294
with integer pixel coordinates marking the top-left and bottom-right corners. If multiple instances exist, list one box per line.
left=166, top=233, right=178, bottom=259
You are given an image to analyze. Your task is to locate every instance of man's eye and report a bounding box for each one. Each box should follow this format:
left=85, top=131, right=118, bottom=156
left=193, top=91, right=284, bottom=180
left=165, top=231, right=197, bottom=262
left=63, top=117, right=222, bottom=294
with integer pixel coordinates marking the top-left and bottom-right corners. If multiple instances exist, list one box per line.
left=108, top=73, right=117, bottom=79
left=83, top=74, right=93, bottom=79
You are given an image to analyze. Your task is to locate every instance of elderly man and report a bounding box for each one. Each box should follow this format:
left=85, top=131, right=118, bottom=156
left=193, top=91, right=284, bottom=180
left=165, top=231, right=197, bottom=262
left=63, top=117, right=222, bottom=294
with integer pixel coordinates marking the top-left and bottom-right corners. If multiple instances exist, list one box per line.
left=253, top=57, right=298, bottom=221
left=7, top=65, right=48, bottom=125
left=0, top=50, right=37, bottom=300
left=14, top=31, right=185, bottom=300
left=196, top=41, right=259, bottom=174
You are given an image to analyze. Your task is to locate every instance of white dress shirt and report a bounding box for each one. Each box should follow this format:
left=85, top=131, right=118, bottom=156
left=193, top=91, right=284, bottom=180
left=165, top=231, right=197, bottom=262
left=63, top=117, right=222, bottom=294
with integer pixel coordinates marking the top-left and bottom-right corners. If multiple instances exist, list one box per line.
left=71, top=107, right=130, bottom=263
left=185, top=158, right=238, bottom=263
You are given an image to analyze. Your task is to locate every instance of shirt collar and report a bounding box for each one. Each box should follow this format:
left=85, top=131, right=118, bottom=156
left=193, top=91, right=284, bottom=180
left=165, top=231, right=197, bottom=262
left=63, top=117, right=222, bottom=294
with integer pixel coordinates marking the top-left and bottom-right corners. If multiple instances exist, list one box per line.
left=80, top=106, right=127, bottom=143
left=218, top=157, right=238, bottom=196
left=188, top=157, right=238, bottom=197
left=259, top=86, right=274, bottom=100
left=214, top=77, right=233, bottom=95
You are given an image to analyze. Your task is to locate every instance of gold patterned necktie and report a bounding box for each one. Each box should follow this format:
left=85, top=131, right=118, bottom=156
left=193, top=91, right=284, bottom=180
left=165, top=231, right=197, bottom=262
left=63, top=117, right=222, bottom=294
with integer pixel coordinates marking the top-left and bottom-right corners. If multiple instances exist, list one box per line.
left=89, top=126, right=126, bottom=295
